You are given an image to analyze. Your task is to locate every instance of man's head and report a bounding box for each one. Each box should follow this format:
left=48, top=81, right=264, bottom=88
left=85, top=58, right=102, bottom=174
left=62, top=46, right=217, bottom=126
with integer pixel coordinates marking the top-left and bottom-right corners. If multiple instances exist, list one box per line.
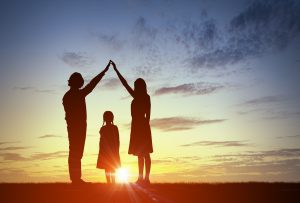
left=68, top=72, right=84, bottom=88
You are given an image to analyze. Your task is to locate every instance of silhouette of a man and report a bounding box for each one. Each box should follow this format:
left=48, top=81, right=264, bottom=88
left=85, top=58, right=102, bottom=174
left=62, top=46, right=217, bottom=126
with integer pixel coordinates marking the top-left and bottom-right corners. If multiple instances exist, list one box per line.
left=63, top=62, right=110, bottom=184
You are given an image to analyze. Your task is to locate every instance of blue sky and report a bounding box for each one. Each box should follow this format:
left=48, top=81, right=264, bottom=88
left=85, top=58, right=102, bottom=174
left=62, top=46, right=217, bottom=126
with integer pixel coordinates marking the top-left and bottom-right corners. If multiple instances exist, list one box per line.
left=0, top=0, right=300, bottom=182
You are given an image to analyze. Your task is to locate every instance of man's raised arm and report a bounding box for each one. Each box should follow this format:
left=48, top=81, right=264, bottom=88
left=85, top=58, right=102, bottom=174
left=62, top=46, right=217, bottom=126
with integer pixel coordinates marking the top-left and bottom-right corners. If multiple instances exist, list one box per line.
left=82, top=61, right=110, bottom=96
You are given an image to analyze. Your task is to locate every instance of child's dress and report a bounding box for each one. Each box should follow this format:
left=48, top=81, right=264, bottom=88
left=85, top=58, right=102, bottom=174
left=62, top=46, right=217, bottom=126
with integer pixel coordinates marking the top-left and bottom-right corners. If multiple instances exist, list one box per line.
left=97, top=124, right=121, bottom=169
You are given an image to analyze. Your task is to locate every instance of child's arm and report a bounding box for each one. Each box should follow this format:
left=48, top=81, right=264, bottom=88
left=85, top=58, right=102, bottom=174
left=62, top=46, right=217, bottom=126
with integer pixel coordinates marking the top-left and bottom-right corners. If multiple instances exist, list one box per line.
left=99, top=127, right=105, bottom=149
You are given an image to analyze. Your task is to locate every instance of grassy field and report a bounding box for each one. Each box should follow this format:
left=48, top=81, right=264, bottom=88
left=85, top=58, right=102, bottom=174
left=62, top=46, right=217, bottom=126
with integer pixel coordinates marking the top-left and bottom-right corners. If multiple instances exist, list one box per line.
left=0, top=182, right=299, bottom=203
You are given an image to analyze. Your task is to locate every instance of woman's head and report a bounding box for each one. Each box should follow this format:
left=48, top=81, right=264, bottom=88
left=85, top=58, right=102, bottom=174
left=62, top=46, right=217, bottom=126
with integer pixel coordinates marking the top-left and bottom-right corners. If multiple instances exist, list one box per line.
left=68, top=72, right=84, bottom=89
left=134, top=78, right=147, bottom=94
left=103, top=111, right=114, bottom=125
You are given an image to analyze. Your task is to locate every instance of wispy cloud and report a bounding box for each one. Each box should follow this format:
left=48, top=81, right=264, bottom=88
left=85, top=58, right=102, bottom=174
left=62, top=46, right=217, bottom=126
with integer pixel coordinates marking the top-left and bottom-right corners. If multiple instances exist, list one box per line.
left=162, top=147, right=300, bottom=181
left=237, top=95, right=298, bottom=120
left=13, top=86, right=56, bottom=94
left=214, top=148, right=300, bottom=160
left=60, top=52, right=94, bottom=69
left=237, top=106, right=300, bottom=120
left=277, top=135, right=300, bottom=139
left=35, top=89, right=56, bottom=94
left=13, top=86, right=33, bottom=91
left=154, top=83, right=223, bottom=96
left=262, top=148, right=300, bottom=157
left=0, top=151, right=68, bottom=161
left=180, top=140, right=250, bottom=147
left=0, top=153, right=28, bottom=161
left=101, top=78, right=121, bottom=89
left=0, top=141, right=19, bottom=145
left=38, top=134, right=62, bottom=139
left=31, top=151, right=68, bottom=160
left=241, top=95, right=288, bottom=106
left=191, top=159, right=300, bottom=182
left=151, top=117, right=226, bottom=131
left=263, top=110, right=300, bottom=120
left=0, top=146, right=29, bottom=151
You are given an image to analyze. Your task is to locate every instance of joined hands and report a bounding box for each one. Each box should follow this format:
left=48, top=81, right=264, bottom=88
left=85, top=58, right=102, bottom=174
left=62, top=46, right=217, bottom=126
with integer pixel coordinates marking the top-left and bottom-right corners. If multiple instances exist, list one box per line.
left=103, top=60, right=117, bottom=73
left=109, top=60, right=117, bottom=70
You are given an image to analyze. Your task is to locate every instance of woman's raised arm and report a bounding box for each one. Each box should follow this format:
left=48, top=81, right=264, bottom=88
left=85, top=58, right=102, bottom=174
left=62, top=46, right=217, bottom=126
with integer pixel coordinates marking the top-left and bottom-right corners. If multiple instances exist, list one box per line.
left=111, top=61, right=135, bottom=97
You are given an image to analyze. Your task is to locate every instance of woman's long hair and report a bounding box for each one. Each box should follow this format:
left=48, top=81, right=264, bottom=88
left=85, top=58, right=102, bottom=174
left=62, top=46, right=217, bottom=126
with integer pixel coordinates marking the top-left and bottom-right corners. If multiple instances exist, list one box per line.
left=134, top=78, right=147, bottom=95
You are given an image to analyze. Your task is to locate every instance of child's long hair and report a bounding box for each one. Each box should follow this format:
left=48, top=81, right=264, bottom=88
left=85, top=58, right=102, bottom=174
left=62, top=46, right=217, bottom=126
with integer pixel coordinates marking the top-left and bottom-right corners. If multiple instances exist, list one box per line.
left=102, top=111, right=114, bottom=126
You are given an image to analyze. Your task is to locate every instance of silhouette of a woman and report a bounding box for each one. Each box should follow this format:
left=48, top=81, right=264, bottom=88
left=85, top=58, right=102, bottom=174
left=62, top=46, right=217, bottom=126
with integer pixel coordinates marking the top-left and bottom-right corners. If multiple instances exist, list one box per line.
left=111, top=60, right=153, bottom=184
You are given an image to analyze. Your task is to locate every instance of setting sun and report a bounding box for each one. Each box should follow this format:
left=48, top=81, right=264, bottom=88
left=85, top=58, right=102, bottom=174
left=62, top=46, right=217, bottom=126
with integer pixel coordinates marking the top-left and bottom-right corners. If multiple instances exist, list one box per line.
left=116, top=168, right=129, bottom=183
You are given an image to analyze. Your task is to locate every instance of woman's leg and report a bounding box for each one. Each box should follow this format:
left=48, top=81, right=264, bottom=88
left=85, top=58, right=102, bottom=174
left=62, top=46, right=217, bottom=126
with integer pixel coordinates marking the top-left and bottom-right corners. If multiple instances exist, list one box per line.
left=145, top=154, right=151, bottom=181
left=111, top=169, right=115, bottom=184
left=105, top=169, right=111, bottom=183
left=138, top=156, right=144, bottom=180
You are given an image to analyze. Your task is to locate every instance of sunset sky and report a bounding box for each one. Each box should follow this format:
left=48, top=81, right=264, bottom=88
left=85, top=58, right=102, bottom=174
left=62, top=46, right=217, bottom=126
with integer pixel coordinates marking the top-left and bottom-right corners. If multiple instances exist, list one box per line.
left=1, top=0, right=300, bottom=183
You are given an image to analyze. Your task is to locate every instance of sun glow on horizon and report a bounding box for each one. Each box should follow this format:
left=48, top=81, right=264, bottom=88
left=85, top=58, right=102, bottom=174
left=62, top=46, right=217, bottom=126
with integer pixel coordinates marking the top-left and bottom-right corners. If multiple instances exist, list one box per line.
left=116, top=167, right=130, bottom=183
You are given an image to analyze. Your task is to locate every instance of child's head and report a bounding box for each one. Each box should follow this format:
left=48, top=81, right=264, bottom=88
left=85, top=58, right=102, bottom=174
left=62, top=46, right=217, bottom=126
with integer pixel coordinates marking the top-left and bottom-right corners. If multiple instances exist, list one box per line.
left=103, top=111, right=114, bottom=125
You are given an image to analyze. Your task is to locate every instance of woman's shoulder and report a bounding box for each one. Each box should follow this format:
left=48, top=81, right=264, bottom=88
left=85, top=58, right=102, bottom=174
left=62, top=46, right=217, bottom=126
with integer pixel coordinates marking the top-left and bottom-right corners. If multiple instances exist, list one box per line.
left=134, top=93, right=150, bottom=100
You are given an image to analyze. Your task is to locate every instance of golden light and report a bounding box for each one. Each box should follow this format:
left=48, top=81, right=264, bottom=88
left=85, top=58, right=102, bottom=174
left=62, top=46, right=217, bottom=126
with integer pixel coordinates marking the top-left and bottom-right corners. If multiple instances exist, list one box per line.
left=116, top=167, right=129, bottom=183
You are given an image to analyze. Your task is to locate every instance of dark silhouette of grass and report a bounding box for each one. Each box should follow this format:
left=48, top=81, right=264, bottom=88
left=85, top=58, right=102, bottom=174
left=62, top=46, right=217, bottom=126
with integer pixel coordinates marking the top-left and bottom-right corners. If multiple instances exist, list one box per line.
left=0, top=182, right=299, bottom=203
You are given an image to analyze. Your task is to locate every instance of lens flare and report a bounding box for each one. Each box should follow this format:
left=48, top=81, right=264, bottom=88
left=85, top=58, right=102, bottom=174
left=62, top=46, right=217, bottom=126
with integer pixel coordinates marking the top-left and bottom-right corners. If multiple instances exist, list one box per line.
left=116, top=168, right=129, bottom=183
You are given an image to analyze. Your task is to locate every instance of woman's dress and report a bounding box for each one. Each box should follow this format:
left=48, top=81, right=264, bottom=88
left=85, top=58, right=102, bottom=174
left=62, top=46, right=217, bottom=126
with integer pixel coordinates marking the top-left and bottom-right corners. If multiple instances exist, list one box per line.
left=128, top=94, right=153, bottom=156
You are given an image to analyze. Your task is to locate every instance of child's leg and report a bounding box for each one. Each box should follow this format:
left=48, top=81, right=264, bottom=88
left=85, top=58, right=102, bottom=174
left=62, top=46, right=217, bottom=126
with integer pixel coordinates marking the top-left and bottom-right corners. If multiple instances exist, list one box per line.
left=111, top=169, right=115, bottom=184
left=105, top=169, right=111, bottom=183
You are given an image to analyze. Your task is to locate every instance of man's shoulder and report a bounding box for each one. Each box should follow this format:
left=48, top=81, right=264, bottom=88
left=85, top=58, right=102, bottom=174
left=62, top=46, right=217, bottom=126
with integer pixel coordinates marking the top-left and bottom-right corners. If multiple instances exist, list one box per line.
left=63, top=90, right=70, bottom=102
left=63, top=89, right=85, bottom=100
left=63, top=89, right=71, bottom=97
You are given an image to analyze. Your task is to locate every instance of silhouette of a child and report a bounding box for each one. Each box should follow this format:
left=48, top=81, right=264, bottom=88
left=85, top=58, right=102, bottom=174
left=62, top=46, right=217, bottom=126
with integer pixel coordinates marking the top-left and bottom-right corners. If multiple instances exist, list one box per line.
left=96, top=111, right=121, bottom=183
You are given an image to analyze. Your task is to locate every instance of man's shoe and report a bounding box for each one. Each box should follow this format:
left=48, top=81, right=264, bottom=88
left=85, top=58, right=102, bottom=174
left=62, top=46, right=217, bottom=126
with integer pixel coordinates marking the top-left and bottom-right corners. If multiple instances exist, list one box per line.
left=72, top=179, right=88, bottom=185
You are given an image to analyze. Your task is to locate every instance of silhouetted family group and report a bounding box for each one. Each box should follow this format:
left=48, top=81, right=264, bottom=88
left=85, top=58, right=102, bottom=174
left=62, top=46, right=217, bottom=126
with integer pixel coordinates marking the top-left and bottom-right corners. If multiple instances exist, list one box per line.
left=63, top=61, right=153, bottom=185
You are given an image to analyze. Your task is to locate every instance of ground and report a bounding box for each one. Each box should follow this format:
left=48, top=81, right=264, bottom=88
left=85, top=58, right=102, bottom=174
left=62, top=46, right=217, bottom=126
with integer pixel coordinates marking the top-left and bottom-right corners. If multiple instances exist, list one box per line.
left=0, top=183, right=299, bottom=203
